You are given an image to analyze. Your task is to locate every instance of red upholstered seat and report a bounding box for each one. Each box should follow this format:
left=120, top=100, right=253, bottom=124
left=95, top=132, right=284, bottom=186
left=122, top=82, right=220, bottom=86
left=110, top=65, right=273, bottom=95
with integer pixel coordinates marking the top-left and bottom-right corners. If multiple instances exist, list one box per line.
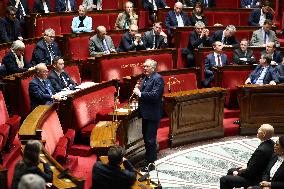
left=68, top=36, right=91, bottom=60
left=215, top=0, right=239, bottom=8
left=50, top=0, right=56, bottom=11
left=164, top=0, right=175, bottom=7
left=64, top=64, right=82, bottom=85
left=72, top=86, right=116, bottom=137
left=0, top=49, right=7, bottom=64
left=0, top=124, right=10, bottom=151
left=138, top=10, right=150, bottom=29
left=35, top=16, right=61, bottom=37
left=60, top=16, right=74, bottom=34
left=102, top=0, right=120, bottom=9
left=240, top=12, right=251, bottom=26
left=178, top=31, right=190, bottom=48
left=90, top=14, right=110, bottom=30
left=24, top=43, right=36, bottom=63
left=176, top=48, right=187, bottom=68
left=53, top=136, right=68, bottom=164
left=214, top=12, right=240, bottom=26
left=109, top=33, right=123, bottom=48
left=27, top=0, right=35, bottom=11
left=235, top=30, right=253, bottom=42
left=109, top=13, right=119, bottom=30
left=20, top=76, right=33, bottom=115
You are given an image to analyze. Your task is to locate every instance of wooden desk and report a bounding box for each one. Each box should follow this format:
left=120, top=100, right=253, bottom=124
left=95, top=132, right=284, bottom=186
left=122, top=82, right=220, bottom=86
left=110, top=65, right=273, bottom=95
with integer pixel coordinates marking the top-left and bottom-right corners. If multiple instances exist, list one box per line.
left=164, top=87, right=227, bottom=147
left=238, top=84, right=284, bottom=135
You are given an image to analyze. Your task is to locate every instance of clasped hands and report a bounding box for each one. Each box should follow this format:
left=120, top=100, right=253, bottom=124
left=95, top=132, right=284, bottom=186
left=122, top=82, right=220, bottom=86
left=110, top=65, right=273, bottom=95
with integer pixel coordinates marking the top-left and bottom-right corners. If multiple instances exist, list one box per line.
left=133, top=87, right=141, bottom=97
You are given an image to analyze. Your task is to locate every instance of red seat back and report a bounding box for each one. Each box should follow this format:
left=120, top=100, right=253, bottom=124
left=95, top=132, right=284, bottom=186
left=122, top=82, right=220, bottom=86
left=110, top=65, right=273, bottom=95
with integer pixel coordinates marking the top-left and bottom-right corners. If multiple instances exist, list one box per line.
left=221, top=70, right=251, bottom=89
left=0, top=49, right=8, bottom=64
left=60, top=16, right=74, bottom=34
left=64, top=64, right=82, bottom=85
left=35, top=17, right=61, bottom=37
left=0, top=91, right=9, bottom=125
left=72, top=86, right=116, bottom=131
left=90, top=14, right=110, bottom=30
left=109, top=13, right=119, bottom=30
left=138, top=10, right=150, bottom=29
left=214, top=12, right=240, bottom=26
left=102, top=0, right=120, bottom=9
left=24, top=43, right=36, bottom=63
left=163, top=73, right=197, bottom=94
left=20, top=76, right=33, bottom=115
left=109, top=33, right=123, bottom=48
left=164, top=0, right=175, bottom=7
left=68, top=36, right=91, bottom=60
left=27, top=0, right=35, bottom=11
left=215, top=0, right=239, bottom=8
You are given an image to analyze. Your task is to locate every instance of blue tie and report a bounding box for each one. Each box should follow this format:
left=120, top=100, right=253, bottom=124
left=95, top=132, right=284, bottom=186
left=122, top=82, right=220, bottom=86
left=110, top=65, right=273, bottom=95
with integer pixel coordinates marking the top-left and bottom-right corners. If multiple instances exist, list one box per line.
left=43, top=80, right=53, bottom=95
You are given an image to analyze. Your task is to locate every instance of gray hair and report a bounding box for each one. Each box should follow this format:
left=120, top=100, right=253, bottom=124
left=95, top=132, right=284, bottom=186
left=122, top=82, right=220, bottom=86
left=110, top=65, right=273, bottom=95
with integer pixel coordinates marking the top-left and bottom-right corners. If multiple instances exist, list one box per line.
left=96, top=25, right=106, bottom=33
left=35, top=63, right=48, bottom=74
left=145, top=59, right=157, bottom=70
left=44, top=28, right=55, bottom=36
left=226, top=25, right=236, bottom=32
left=174, top=2, right=183, bottom=8
left=195, top=21, right=205, bottom=28
left=11, top=40, right=25, bottom=50
left=18, top=174, right=46, bottom=189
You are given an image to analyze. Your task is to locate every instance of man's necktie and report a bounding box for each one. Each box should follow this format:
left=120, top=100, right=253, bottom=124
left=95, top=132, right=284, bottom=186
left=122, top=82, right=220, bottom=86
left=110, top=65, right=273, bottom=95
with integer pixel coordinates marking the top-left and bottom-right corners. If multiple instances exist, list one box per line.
left=154, top=35, right=158, bottom=49
left=19, top=1, right=26, bottom=19
left=217, top=54, right=221, bottom=66
left=204, top=0, right=208, bottom=7
left=43, top=80, right=53, bottom=95
left=48, top=45, right=55, bottom=63
left=60, top=73, right=68, bottom=88
left=264, top=32, right=268, bottom=44
left=102, top=39, right=110, bottom=54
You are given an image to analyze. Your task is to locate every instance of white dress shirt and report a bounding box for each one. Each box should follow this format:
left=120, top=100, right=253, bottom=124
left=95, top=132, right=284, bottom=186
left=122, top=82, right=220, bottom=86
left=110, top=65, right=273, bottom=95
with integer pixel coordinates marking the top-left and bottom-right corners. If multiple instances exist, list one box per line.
left=176, top=14, right=184, bottom=27
left=270, top=156, right=284, bottom=180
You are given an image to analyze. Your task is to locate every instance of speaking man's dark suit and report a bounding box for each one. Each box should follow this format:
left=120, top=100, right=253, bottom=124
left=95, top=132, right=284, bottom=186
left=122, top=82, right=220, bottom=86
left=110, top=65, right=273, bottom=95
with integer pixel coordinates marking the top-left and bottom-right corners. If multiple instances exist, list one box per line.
left=91, top=160, right=136, bottom=189
left=248, top=64, right=279, bottom=84
left=117, top=32, right=146, bottom=52
left=233, top=48, right=256, bottom=65
left=182, top=30, right=211, bottom=67
left=8, top=0, right=29, bottom=20
left=139, top=72, right=164, bottom=164
left=2, top=50, right=32, bottom=75
left=241, top=0, right=259, bottom=8
left=33, top=0, right=51, bottom=13
left=248, top=8, right=273, bottom=26
left=55, top=0, right=76, bottom=12
left=275, top=64, right=284, bottom=83
left=29, top=77, right=56, bottom=110
left=220, top=139, right=275, bottom=189
left=142, top=30, right=168, bottom=49
left=0, top=17, right=22, bottom=43
left=165, top=10, right=191, bottom=38
left=31, top=39, right=61, bottom=65
left=210, top=30, right=239, bottom=47
left=48, top=70, right=77, bottom=93
left=261, top=50, right=283, bottom=65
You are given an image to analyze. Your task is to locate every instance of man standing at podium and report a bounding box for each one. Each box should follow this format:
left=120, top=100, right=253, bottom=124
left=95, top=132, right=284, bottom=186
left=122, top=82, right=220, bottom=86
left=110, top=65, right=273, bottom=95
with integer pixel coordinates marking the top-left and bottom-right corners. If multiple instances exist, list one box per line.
left=133, top=59, right=164, bottom=172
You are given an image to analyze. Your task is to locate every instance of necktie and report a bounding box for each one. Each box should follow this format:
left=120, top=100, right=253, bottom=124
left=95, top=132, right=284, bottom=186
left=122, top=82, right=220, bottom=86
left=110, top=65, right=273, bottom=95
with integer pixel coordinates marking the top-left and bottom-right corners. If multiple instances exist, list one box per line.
left=102, top=39, right=110, bottom=54
left=264, top=32, right=268, bottom=44
left=204, top=0, right=208, bottom=7
left=154, top=35, right=158, bottom=49
left=217, top=55, right=221, bottom=66
left=47, top=45, right=55, bottom=64
left=19, top=1, right=26, bottom=19
left=60, top=73, right=68, bottom=88
left=42, top=80, right=53, bottom=95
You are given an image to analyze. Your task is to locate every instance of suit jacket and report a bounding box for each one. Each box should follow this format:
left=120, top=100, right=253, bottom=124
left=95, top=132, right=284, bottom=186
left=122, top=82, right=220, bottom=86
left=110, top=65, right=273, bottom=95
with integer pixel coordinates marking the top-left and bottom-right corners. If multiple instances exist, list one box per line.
left=165, top=10, right=191, bottom=37
left=8, top=0, right=29, bottom=20
left=248, top=64, right=279, bottom=84
left=55, top=0, right=76, bottom=12
left=33, top=0, right=51, bottom=13
left=31, top=39, right=61, bottom=65
left=142, top=30, right=168, bottom=49
left=139, top=72, right=164, bottom=121
left=71, top=16, right=93, bottom=33
left=142, top=0, right=167, bottom=12
left=261, top=153, right=284, bottom=189
left=10, top=161, right=53, bottom=189
left=203, top=52, right=228, bottom=87
left=210, top=30, right=239, bottom=47
left=114, top=11, right=138, bottom=30
left=241, top=0, right=259, bottom=8
left=275, top=64, right=284, bottom=83
left=48, top=70, right=77, bottom=92
left=248, top=8, right=273, bottom=26
left=29, top=77, right=56, bottom=110
left=0, top=17, right=22, bottom=43
left=117, top=32, right=146, bottom=52
left=250, top=28, right=279, bottom=47
left=2, top=50, right=31, bottom=75
left=187, top=30, right=211, bottom=50
left=232, top=48, right=256, bottom=65
left=89, top=35, right=116, bottom=56
left=91, top=160, right=136, bottom=189
left=200, top=0, right=216, bottom=7
left=261, top=50, right=283, bottom=65
left=237, top=139, right=275, bottom=182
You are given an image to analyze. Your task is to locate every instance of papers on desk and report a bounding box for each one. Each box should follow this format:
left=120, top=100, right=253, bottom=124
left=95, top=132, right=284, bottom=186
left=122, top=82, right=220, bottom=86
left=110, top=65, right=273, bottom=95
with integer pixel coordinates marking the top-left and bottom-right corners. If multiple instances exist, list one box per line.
left=75, top=82, right=98, bottom=89
left=55, top=82, right=99, bottom=98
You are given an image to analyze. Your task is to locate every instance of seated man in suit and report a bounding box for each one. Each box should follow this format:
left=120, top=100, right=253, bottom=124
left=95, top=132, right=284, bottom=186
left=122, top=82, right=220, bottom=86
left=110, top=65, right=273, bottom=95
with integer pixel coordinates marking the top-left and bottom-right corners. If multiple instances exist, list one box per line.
left=165, top=2, right=191, bottom=39
left=203, top=41, right=228, bottom=87
left=182, top=21, right=211, bottom=67
left=0, top=6, right=22, bottom=43
left=241, top=0, right=260, bottom=8
left=56, top=0, right=76, bottom=12
left=250, top=19, right=279, bottom=47
left=248, top=0, right=274, bottom=26
left=142, top=0, right=168, bottom=22
left=29, top=63, right=62, bottom=110
left=2, top=40, right=33, bottom=75
left=220, top=124, right=275, bottom=189
left=248, top=136, right=284, bottom=189
left=142, top=22, right=168, bottom=50
left=210, top=25, right=239, bottom=47
left=89, top=26, right=116, bottom=56
left=71, top=5, right=93, bottom=33
left=261, top=42, right=283, bottom=65
left=115, top=1, right=138, bottom=30
left=48, top=57, right=77, bottom=93
left=245, top=54, right=279, bottom=85
left=275, top=57, right=284, bottom=83
left=31, top=28, right=61, bottom=65
left=117, top=24, right=146, bottom=52
left=8, top=0, right=29, bottom=21
left=233, top=38, right=256, bottom=65
left=33, top=0, right=51, bottom=13
left=91, top=145, right=136, bottom=189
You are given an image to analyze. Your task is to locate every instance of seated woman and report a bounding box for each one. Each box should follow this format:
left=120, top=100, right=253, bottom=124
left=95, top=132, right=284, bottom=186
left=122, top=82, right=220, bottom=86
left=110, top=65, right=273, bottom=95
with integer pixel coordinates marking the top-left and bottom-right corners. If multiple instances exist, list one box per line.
left=10, top=140, right=53, bottom=189
left=2, top=40, right=33, bottom=76
left=115, top=1, right=138, bottom=30
left=190, top=2, right=208, bottom=26
left=33, top=0, right=51, bottom=13
left=71, top=5, right=93, bottom=33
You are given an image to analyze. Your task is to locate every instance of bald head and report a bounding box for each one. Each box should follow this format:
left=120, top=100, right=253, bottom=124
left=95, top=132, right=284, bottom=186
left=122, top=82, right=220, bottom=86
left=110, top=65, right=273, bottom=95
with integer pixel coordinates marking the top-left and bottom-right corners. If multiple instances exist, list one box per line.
left=257, top=124, right=274, bottom=141
left=97, top=26, right=107, bottom=39
left=35, top=63, right=49, bottom=79
left=129, top=24, right=138, bottom=37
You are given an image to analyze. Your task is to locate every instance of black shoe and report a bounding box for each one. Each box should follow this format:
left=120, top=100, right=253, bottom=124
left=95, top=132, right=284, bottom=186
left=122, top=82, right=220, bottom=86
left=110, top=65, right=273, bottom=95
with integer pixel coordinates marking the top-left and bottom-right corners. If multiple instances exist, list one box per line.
left=233, top=120, right=240, bottom=125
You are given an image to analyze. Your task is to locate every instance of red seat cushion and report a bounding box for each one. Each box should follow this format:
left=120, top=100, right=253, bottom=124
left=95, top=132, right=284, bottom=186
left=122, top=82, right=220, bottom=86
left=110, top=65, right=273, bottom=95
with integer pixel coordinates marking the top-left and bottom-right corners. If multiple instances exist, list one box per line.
left=35, top=16, right=61, bottom=37
left=53, top=136, right=68, bottom=164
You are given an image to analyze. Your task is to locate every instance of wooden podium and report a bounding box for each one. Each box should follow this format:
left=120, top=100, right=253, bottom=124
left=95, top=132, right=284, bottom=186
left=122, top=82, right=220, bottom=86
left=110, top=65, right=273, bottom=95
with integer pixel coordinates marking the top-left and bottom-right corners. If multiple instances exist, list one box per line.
left=164, top=87, right=227, bottom=147
left=238, top=84, right=284, bottom=135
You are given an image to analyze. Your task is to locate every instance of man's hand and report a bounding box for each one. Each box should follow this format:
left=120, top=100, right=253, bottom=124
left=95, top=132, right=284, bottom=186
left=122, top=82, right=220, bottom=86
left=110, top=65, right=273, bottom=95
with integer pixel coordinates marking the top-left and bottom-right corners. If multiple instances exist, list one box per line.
left=232, top=171, right=238, bottom=176
left=260, top=181, right=271, bottom=188
left=160, top=31, right=167, bottom=38
left=133, top=87, right=141, bottom=97
left=269, top=80, right=277, bottom=85
left=245, top=78, right=251, bottom=84
left=52, top=94, right=62, bottom=101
